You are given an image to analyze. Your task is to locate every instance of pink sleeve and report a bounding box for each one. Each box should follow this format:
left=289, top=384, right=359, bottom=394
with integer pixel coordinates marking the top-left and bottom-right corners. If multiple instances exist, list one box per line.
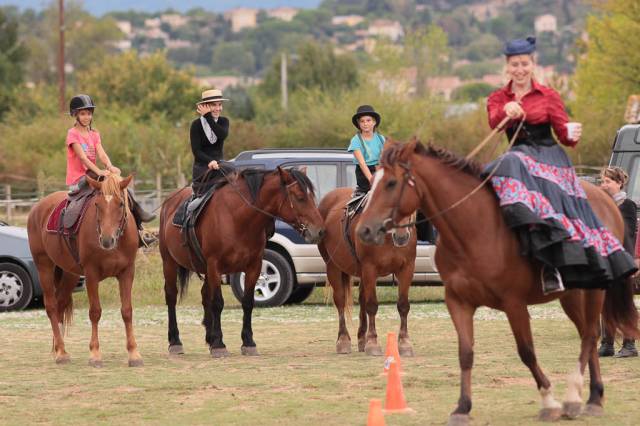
left=547, top=89, right=574, bottom=147
left=94, top=131, right=102, bottom=146
left=66, top=129, right=79, bottom=147
left=487, top=91, right=508, bottom=129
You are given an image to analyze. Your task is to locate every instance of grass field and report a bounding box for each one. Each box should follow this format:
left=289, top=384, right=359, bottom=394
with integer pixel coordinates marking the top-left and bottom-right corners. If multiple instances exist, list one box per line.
left=2, top=253, right=640, bottom=425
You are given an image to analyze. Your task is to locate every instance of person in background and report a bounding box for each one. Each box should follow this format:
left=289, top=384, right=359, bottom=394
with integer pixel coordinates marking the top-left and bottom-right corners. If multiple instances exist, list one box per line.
left=347, top=105, right=385, bottom=197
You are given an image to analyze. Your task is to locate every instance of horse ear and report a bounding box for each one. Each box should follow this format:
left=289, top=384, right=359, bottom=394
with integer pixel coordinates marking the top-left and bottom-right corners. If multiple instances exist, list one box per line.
left=119, top=175, right=134, bottom=190
left=86, top=176, right=101, bottom=190
left=297, top=166, right=308, bottom=175
left=277, top=166, right=290, bottom=182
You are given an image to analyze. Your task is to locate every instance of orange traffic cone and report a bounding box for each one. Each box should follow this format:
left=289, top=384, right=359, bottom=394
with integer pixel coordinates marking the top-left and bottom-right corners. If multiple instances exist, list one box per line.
left=384, top=359, right=412, bottom=413
left=367, top=399, right=386, bottom=426
left=383, top=332, right=401, bottom=375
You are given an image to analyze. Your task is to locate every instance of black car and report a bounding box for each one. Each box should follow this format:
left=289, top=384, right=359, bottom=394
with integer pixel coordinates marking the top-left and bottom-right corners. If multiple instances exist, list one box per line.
left=227, top=148, right=441, bottom=307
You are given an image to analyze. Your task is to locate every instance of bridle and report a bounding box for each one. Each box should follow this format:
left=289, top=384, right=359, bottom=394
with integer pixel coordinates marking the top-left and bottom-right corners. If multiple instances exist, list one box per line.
left=381, top=117, right=525, bottom=231
left=94, top=192, right=129, bottom=247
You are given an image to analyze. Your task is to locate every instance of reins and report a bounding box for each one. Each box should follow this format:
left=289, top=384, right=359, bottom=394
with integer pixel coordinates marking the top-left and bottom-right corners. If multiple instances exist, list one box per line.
left=384, top=116, right=525, bottom=230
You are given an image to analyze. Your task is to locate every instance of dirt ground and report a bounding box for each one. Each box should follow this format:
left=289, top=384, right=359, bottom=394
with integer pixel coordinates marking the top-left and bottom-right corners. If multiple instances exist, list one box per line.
left=2, top=299, right=640, bottom=426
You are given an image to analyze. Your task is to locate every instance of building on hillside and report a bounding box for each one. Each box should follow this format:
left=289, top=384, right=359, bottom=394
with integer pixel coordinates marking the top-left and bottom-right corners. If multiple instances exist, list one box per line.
left=481, top=74, right=505, bottom=87
left=267, top=7, right=299, bottom=22
left=144, top=18, right=161, bottom=29
left=224, top=8, right=259, bottom=32
left=142, top=28, right=170, bottom=40
left=161, top=14, right=189, bottom=28
left=534, top=14, right=558, bottom=33
left=166, top=39, right=194, bottom=49
left=426, top=76, right=462, bottom=101
left=331, top=15, right=365, bottom=27
left=112, top=40, right=132, bottom=51
left=116, top=20, right=132, bottom=36
left=368, top=19, right=404, bottom=42
left=196, top=75, right=260, bottom=90
left=467, top=3, right=501, bottom=21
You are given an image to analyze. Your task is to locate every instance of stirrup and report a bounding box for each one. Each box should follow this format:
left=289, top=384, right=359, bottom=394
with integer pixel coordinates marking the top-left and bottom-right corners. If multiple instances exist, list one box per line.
left=541, top=265, right=565, bottom=295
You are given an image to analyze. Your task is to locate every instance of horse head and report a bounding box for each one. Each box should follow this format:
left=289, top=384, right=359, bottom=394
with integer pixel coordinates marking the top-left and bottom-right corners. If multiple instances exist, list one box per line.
left=357, top=138, right=422, bottom=245
left=275, top=167, right=325, bottom=244
left=87, top=174, right=134, bottom=250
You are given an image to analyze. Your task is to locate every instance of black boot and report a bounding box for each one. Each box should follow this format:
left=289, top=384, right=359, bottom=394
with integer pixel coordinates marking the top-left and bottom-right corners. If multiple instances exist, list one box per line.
left=598, top=341, right=615, bottom=357
left=614, top=339, right=638, bottom=358
left=541, top=265, right=565, bottom=295
left=128, top=190, right=156, bottom=223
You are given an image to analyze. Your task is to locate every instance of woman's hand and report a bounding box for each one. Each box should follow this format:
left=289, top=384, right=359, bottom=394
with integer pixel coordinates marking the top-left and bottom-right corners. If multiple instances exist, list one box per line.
left=504, top=101, right=525, bottom=119
left=197, top=103, right=212, bottom=116
left=208, top=160, right=219, bottom=170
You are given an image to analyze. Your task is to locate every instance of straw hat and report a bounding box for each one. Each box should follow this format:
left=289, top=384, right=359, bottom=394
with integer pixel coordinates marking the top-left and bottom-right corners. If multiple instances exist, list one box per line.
left=196, top=89, right=229, bottom=105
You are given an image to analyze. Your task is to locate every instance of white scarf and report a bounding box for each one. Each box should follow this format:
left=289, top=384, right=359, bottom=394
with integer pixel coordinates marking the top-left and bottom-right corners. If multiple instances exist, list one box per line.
left=200, top=116, right=218, bottom=144
left=613, top=191, right=627, bottom=206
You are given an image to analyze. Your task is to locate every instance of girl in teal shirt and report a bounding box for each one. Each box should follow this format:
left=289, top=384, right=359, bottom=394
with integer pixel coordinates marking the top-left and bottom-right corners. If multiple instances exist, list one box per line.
left=348, top=105, right=385, bottom=195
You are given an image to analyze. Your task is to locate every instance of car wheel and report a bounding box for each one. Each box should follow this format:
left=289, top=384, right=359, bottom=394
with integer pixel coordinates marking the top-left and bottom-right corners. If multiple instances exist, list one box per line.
left=0, top=263, right=34, bottom=312
left=230, top=249, right=295, bottom=307
left=286, top=284, right=315, bottom=304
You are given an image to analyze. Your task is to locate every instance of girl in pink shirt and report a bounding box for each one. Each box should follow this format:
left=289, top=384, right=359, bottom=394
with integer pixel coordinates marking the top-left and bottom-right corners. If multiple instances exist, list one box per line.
left=66, top=94, right=155, bottom=244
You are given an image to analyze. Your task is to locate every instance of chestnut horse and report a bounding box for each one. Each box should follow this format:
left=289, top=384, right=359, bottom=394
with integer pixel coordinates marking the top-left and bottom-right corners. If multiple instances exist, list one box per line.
left=27, top=174, right=142, bottom=367
left=318, top=187, right=416, bottom=356
left=357, top=140, right=639, bottom=425
left=160, top=167, right=324, bottom=357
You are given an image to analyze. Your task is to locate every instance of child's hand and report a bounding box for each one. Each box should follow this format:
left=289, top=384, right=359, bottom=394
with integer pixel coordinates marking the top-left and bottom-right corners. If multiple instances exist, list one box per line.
left=96, top=169, right=109, bottom=177
left=108, top=165, right=121, bottom=175
left=197, top=104, right=211, bottom=116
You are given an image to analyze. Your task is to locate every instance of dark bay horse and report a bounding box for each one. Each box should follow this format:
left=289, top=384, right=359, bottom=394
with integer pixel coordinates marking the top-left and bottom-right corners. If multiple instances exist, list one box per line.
left=357, top=139, right=639, bottom=425
left=27, top=174, right=142, bottom=367
left=159, top=167, right=324, bottom=357
left=318, top=187, right=416, bottom=356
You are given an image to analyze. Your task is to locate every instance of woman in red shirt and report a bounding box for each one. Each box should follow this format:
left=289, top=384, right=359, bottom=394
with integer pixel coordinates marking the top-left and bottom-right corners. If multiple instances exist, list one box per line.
left=485, top=37, right=636, bottom=294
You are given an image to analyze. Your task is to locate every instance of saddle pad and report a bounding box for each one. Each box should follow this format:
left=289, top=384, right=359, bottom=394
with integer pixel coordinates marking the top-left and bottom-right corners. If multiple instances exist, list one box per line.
left=46, top=196, right=93, bottom=236
left=172, top=186, right=217, bottom=228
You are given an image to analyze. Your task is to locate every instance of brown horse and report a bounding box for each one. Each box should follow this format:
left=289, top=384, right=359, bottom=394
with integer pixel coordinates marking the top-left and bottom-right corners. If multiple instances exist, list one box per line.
left=159, top=167, right=324, bottom=357
left=357, top=139, right=639, bottom=425
left=27, top=174, right=142, bottom=367
left=318, top=187, right=416, bottom=356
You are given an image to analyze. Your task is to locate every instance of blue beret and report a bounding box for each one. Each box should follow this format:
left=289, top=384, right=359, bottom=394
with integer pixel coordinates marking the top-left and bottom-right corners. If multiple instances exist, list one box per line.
left=503, top=36, right=536, bottom=56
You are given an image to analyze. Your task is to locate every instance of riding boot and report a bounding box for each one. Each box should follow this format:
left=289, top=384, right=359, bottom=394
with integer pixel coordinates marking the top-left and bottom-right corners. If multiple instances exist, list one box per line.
left=614, top=339, right=638, bottom=358
left=541, top=265, right=565, bottom=295
left=128, top=190, right=156, bottom=223
left=598, top=326, right=615, bottom=357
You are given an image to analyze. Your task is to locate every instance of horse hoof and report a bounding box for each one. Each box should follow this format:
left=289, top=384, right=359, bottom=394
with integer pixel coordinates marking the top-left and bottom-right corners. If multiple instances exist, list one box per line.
left=365, top=343, right=383, bottom=356
left=88, top=359, right=103, bottom=368
left=210, top=347, right=230, bottom=358
left=168, top=345, right=185, bottom=355
left=583, top=403, right=603, bottom=417
left=357, top=339, right=366, bottom=352
left=562, top=401, right=582, bottom=419
left=447, top=414, right=470, bottom=426
left=538, top=407, right=562, bottom=422
left=336, top=340, right=352, bottom=354
left=399, top=345, right=414, bottom=357
left=55, top=354, right=71, bottom=365
left=241, top=346, right=259, bottom=356
left=128, top=359, right=144, bottom=367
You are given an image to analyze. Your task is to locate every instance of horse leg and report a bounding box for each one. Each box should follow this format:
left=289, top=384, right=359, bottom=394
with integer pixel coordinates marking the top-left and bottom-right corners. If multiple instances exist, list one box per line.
left=396, top=264, right=414, bottom=357
left=362, top=264, right=382, bottom=356
left=445, top=289, right=476, bottom=426
left=118, top=266, right=143, bottom=367
left=559, top=291, right=604, bottom=417
left=357, top=284, right=367, bottom=352
left=205, top=269, right=228, bottom=358
left=561, top=290, right=604, bottom=419
left=35, top=256, right=69, bottom=363
left=503, top=302, right=561, bottom=422
left=240, top=260, right=260, bottom=356
left=85, top=273, right=103, bottom=367
left=162, top=255, right=183, bottom=354
left=327, top=262, right=351, bottom=354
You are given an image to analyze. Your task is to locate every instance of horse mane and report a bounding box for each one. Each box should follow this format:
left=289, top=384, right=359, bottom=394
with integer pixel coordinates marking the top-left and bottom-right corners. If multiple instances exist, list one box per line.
left=381, top=140, right=483, bottom=179
left=100, top=174, right=129, bottom=209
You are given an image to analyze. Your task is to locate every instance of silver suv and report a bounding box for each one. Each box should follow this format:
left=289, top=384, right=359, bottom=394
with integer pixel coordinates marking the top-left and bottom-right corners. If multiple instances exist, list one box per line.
left=227, top=148, right=441, bottom=307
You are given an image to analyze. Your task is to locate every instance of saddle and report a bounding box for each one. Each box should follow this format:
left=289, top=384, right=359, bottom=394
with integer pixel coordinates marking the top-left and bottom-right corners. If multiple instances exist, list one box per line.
left=46, top=188, right=95, bottom=236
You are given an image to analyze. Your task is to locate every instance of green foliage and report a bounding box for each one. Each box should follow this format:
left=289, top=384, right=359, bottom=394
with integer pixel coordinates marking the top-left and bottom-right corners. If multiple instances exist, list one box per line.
left=453, top=60, right=500, bottom=80
left=261, top=42, right=359, bottom=98
left=572, top=0, right=640, bottom=165
left=224, top=86, right=256, bottom=121
left=76, top=51, right=200, bottom=124
left=451, top=82, right=496, bottom=102
left=0, top=8, right=28, bottom=118
left=211, top=42, right=255, bottom=75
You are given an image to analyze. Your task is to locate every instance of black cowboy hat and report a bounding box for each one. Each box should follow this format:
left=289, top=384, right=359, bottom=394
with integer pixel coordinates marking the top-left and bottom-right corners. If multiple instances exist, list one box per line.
left=352, top=105, right=381, bottom=129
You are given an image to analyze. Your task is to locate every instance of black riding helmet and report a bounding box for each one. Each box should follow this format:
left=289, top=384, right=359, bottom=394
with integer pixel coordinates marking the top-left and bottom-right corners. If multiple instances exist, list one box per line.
left=69, top=94, right=97, bottom=116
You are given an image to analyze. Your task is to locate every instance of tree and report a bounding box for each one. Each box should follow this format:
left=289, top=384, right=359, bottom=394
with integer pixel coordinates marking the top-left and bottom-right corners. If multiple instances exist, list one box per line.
left=451, top=82, right=496, bottom=102
left=573, top=0, right=640, bottom=164
left=0, top=8, right=28, bottom=119
left=404, top=25, right=450, bottom=96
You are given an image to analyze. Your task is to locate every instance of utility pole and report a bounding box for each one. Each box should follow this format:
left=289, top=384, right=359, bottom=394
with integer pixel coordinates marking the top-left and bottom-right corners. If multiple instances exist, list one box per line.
left=280, top=52, right=288, bottom=111
left=58, top=0, right=66, bottom=114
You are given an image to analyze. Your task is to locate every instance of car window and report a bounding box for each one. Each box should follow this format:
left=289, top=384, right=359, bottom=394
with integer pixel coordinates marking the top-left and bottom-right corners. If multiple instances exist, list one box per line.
left=626, top=155, right=640, bottom=203
left=345, top=164, right=356, bottom=189
left=301, top=164, right=338, bottom=202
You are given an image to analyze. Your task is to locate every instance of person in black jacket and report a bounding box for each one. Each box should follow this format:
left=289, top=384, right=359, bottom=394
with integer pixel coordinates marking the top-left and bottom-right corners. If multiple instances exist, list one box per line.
left=190, top=89, right=229, bottom=196
left=599, top=166, right=638, bottom=357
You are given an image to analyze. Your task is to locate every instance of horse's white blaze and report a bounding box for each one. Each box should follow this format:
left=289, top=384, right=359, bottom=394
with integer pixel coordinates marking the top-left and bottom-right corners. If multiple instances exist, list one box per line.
left=104, top=195, right=113, bottom=203
left=564, top=362, right=584, bottom=403
left=363, top=169, right=384, bottom=213
left=539, top=387, right=561, bottom=410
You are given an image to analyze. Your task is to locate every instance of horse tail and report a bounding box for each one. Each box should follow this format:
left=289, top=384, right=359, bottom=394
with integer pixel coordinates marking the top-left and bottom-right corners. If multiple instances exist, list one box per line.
left=177, top=266, right=191, bottom=302
left=603, top=277, right=640, bottom=340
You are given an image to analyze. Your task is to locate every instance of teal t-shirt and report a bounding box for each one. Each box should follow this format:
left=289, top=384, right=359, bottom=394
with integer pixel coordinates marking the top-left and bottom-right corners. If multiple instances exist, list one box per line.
left=347, top=132, right=385, bottom=165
